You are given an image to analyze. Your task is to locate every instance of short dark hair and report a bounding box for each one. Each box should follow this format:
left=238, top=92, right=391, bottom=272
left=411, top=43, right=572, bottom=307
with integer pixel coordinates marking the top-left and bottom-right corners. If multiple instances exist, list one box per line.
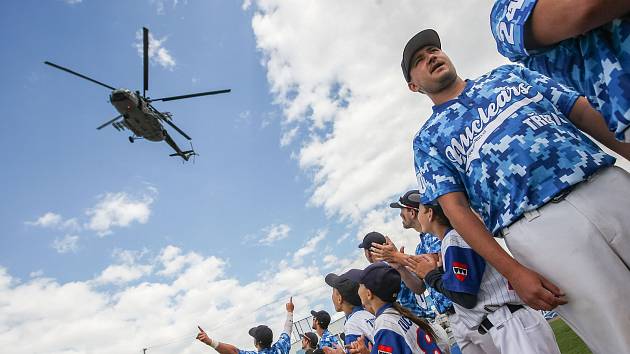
left=424, top=204, right=451, bottom=227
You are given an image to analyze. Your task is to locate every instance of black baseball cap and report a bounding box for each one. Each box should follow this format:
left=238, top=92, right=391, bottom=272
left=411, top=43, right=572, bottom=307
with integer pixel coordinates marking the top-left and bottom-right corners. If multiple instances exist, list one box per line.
left=310, top=310, right=332, bottom=328
left=401, top=29, right=441, bottom=82
left=359, top=262, right=401, bottom=303
left=300, top=332, right=319, bottom=347
left=248, top=325, right=273, bottom=347
left=325, top=269, right=362, bottom=306
left=358, top=231, right=386, bottom=249
left=389, top=190, right=420, bottom=209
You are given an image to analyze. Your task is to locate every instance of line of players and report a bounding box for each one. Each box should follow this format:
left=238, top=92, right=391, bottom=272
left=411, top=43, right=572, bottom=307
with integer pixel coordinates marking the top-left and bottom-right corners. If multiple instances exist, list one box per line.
left=196, top=1, right=630, bottom=353
left=195, top=188, right=563, bottom=354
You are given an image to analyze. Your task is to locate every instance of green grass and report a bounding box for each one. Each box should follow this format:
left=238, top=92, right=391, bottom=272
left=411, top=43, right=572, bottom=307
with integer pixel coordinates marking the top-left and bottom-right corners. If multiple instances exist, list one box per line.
left=550, top=318, right=591, bottom=354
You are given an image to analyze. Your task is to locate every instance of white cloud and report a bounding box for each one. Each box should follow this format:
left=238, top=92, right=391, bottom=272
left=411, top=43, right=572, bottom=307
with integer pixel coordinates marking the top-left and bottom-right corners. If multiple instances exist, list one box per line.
left=85, top=191, right=155, bottom=236
left=0, top=241, right=357, bottom=354
left=280, top=126, right=299, bottom=146
left=251, top=0, right=507, bottom=220
left=259, top=224, right=291, bottom=245
left=93, top=263, right=152, bottom=285
left=293, top=230, right=326, bottom=264
left=135, top=30, right=176, bottom=70
left=51, top=235, right=79, bottom=254
left=64, top=0, right=82, bottom=4
left=26, top=213, right=80, bottom=231
left=28, top=212, right=61, bottom=227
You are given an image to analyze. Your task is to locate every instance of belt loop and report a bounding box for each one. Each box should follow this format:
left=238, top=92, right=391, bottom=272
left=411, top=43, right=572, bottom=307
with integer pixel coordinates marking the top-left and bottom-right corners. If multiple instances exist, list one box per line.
left=524, top=209, right=540, bottom=222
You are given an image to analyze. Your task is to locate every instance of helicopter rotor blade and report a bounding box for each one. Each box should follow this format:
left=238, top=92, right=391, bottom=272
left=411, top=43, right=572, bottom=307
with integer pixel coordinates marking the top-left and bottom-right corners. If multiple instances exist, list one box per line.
left=143, top=27, right=149, bottom=97
left=44, top=61, right=116, bottom=91
left=148, top=89, right=231, bottom=102
left=96, top=114, right=123, bottom=130
left=163, top=117, right=192, bottom=140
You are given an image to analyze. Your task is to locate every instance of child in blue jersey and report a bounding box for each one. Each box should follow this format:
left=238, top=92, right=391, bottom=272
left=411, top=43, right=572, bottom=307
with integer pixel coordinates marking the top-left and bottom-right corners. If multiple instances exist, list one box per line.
left=401, top=29, right=630, bottom=353
left=196, top=297, right=293, bottom=354
left=347, top=262, right=442, bottom=354
left=490, top=0, right=630, bottom=142
left=324, top=269, right=375, bottom=353
left=406, top=201, right=560, bottom=354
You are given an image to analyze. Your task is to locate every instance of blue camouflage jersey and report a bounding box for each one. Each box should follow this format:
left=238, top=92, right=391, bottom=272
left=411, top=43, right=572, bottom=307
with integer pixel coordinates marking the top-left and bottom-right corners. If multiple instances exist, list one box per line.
left=490, top=0, right=630, bottom=141
left=397, top=276, right=434, bottom=320
left=372, top=303, right=442, bottom=354
left=413, top=64, right=615, bottom=234
left=416, top=233, right=454, bottom=315
left=318, top=329, right=341, bottom=349
left=238, top=333, right=291, bottom=354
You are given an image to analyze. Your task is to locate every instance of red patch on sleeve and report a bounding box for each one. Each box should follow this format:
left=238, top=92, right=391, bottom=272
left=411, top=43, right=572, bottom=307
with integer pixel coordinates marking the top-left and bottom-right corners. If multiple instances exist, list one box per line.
left=377, top=344, right=393, bottom=354
left=452, top=261, right=469, bottom=282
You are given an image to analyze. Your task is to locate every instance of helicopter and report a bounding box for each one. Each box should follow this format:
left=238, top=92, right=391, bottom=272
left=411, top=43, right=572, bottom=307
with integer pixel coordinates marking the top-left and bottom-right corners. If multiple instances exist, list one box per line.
left=44, top=27, right=230, bottom=161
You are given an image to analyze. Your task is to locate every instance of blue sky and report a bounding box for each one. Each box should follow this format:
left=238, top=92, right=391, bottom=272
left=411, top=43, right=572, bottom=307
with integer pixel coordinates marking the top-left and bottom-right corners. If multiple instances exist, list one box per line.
left=12, top=1, right=627, bottom=353
left=1, top=0, right=343, bottom=284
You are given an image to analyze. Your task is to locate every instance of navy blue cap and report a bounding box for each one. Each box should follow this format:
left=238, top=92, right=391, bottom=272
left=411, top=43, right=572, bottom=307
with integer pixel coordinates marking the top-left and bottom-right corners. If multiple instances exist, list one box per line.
left=325, top=269, right=362, bottom=306
left=358, top=231, right=386, bottom=249
left=310, top=310, right=332, bottom=328
left=359, top=262, right=401, bottom=303
left=248, top=325, right=273, bottom=347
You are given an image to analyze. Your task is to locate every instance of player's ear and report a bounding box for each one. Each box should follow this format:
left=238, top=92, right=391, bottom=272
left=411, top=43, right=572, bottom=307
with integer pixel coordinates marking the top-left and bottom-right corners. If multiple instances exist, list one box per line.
left=408, top=81, right=426, bottom=94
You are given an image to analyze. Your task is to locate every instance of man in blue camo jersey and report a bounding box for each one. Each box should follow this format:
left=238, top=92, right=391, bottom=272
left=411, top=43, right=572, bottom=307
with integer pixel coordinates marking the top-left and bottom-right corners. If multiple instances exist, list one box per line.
left=490, top=0, right=630, bottom=142
left=310, top=309, right=341, bottom=350
left=196, top=297, right=294, bottom=354
left=402, top=28, right=630, bottom=353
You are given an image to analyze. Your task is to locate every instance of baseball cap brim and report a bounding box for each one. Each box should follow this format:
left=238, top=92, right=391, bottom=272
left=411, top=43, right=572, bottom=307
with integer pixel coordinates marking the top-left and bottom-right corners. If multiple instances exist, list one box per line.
left=401, top=29, right=441, bottom=82
left=389, top=201, right=405, bottom=209
left=325, top=273, right=343, bottom=288
left=248, top=327, right=256, bottom=337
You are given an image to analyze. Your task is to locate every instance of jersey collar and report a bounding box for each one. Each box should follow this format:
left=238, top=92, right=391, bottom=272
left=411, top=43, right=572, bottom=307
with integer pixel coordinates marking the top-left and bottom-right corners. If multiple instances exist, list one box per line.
left=375, top=303, right=394, bottom=318
left=431, top=79, right=473, bottom=113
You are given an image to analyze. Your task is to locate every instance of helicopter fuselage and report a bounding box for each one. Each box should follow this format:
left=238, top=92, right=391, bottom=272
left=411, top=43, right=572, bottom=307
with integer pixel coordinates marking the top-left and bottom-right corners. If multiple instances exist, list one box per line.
left=109, top=89, right=164, bottom=142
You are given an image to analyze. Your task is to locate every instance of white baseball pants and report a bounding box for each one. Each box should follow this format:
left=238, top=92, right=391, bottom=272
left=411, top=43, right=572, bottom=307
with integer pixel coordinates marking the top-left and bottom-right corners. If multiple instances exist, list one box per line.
left=503, top=166, right=630, bottom=354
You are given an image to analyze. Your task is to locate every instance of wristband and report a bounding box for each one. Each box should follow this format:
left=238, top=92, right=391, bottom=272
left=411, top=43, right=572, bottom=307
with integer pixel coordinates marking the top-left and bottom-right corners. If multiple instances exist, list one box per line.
left=210, top=339, right=220, bottom=349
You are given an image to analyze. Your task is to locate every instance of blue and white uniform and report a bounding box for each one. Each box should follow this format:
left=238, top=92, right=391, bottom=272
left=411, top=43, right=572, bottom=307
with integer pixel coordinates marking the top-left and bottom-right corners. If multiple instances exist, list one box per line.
left=413, top=64, right=614, bottom=234
left=318, top=329, right=341, bottom=350
left=439, top=229, right=560, bottom=354
left=344, top=306, right=375, bottom=348
left=490, top=0, right=630, bottom=141
left=238, top=333, right=291, bottom=354
left=371, top=303, right=442, bottom=354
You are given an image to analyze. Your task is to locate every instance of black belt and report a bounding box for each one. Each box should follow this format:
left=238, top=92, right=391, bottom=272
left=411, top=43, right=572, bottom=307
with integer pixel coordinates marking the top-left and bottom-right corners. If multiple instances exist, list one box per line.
left=477, top=304, right=524, bottom=335
left=495, top=182, right=580, bottom=238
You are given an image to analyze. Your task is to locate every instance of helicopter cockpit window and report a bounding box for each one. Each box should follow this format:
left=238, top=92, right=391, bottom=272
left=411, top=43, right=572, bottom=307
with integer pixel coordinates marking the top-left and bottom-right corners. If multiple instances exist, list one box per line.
left=111, top=92, right=127, bottom=102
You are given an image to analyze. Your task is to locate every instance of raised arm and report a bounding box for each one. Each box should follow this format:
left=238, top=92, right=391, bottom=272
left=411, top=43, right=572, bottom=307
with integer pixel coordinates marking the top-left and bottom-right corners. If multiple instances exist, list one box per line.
left=525, top=0, right=630, bottom=49
left=284, top=297, right=294, bottom=335
left=437, top=191, right=566, bottom=310
left=568, top=97, right=630, bottom=160
left=196, top=326, right=240, bottom=354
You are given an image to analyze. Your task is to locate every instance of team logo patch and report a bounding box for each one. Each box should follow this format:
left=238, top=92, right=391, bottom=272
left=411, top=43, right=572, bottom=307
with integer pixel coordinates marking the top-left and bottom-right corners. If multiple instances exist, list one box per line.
left=377, top=344, right=393, bottom=354
left=452, top=262, right=468, bottom=282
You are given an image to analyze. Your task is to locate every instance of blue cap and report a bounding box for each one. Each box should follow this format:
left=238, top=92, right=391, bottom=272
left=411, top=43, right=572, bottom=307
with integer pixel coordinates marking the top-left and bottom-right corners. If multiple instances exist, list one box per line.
left=359, top=262, right=401, bottom=302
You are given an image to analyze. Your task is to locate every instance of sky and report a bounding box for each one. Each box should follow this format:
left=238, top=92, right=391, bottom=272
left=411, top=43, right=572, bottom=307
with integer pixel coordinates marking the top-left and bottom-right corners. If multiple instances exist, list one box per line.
left=1, top=1, right=628, bottom=354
